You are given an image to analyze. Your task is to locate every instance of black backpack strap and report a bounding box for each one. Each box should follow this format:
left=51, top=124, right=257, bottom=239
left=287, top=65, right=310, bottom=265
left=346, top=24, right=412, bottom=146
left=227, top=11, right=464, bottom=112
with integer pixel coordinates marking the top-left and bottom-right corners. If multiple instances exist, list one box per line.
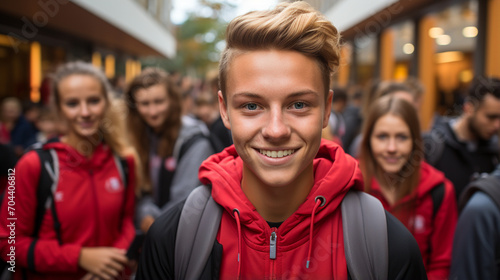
left=459, top=175, right=500, bottom=212
left=175, top=185, right=222, bottom=280
left=341, top=190, right=388, bottom=280
left=28, top=149, right=62, bottom=272
left=430, top=183, right=445, bottom=218
left=113, top=154, right=129, bottom=188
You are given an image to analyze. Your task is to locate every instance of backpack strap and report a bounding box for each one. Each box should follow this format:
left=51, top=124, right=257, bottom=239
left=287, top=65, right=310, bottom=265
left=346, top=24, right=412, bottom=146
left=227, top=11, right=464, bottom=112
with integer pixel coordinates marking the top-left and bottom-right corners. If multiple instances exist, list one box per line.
left=459, top=175, right=500, bottom=212
left=430, top=183, right=445, bottom=218
left=113, top=154, right=129, bottom=188
left=341, top=190, right=388, bottom=280
left=175, top=185, right=222, bottom=280
left=28, top=148, right=62, bottom=272
left=178, top=133, right=209, bottom=161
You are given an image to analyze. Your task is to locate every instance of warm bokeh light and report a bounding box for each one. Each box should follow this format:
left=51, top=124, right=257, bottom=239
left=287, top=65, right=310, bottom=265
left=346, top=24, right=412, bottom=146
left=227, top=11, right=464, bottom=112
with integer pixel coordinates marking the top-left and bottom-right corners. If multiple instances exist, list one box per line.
left=403, top=43, right=414, bottom=54
left=462, top=26, right=478, bottom=38
left=435, top=51, right=464, bottom=63
left=92, top=52, right=102, bottom=69
left=459, top=69, right=474, bottom=83
left=428, top=27, right=444, bottom=38
left=30, top=42, right=41, bottom=103
left=436, top=34, right=451, bottom=46
left=105, top=54, right=115, bottom=78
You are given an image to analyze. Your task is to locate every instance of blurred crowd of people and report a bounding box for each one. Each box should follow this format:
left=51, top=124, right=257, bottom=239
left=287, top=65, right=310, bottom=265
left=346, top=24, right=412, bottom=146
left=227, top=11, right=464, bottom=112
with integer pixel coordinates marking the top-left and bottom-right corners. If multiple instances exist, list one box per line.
left=0, top=58, right=499, bottom=279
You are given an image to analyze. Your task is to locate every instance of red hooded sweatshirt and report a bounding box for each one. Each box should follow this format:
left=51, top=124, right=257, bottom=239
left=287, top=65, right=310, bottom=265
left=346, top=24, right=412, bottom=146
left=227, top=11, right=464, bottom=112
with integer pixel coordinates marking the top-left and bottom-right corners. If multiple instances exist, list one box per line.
left=198, top=140, right=364, bottom=279
left=367, top=161, right=457, bottom=280
left=0, top=141, right=136, bottom=280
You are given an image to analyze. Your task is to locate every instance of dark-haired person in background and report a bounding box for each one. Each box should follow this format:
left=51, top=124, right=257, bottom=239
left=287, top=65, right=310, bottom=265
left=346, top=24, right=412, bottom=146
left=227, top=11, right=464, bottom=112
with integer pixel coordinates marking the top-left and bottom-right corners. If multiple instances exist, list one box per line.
left=423, top=76, right=500, bottom=202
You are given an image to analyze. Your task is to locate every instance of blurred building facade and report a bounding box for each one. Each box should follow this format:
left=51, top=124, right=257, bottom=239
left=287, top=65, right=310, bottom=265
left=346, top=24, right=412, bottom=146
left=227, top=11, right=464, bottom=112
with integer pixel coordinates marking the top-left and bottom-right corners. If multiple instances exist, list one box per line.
left=0, top=0, right=176, bottom=104
left=297, top=0, right=500, bottom=130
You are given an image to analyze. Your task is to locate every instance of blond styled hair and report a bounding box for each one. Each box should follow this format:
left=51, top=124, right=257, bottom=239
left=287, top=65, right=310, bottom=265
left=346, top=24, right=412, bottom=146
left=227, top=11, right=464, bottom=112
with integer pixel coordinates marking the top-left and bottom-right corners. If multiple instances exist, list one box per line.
left=218, top=1, right=341, bottom=99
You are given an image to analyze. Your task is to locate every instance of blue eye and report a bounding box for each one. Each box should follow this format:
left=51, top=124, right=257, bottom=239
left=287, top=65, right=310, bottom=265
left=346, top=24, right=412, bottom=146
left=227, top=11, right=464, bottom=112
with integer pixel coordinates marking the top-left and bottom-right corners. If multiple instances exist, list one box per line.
left=245, top=103, right=258, bottom=110
left=293, top=102, right=305, bottom=109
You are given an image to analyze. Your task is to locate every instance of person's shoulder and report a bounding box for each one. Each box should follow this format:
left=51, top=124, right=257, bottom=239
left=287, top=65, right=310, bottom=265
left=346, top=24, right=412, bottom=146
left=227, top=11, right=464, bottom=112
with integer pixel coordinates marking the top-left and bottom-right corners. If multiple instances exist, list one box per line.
left=15, top=149, right=42, bottom=171
left=462, top=191, right=499, bottom=217
left=385, top=211, right=428, bottom=279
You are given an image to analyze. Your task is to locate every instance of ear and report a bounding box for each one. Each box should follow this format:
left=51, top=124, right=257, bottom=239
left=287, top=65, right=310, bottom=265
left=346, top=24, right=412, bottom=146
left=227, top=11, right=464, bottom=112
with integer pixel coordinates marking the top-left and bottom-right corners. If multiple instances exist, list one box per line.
left=323, top=90, right=333, bottom=128
left=218, top=90, right=231, bottom=130
left=463, top=100, right=475, bottom=117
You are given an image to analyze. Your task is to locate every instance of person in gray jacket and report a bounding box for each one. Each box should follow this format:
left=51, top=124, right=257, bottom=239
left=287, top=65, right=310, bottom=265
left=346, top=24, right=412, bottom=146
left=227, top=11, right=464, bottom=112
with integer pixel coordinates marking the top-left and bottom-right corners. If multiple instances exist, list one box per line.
left=450, top=164, right=500, bottom=280
left=124, top=68, right=215, bottom=232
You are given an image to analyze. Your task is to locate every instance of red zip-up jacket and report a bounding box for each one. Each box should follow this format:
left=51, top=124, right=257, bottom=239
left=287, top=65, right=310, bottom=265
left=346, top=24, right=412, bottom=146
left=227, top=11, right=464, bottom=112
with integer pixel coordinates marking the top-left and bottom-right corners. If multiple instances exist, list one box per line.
left=136, top=140, right=428, bottom=279
left=0, top=141, right=136, bottom=280
left=367, top=161, right=457, bottom=280
left=198, top=140, right=363, bottom=279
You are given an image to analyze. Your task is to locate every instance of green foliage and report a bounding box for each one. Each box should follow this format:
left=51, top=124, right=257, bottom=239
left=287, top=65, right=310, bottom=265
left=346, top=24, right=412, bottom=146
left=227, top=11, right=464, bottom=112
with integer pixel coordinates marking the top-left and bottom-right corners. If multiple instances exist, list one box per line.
left=142, top=0, right=234, bottom=78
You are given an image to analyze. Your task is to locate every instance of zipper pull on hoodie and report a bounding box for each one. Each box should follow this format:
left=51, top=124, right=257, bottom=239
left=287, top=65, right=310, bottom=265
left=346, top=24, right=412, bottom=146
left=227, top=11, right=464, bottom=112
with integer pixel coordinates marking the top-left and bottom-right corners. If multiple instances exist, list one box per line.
left=270, top=231, right=277, bottom=259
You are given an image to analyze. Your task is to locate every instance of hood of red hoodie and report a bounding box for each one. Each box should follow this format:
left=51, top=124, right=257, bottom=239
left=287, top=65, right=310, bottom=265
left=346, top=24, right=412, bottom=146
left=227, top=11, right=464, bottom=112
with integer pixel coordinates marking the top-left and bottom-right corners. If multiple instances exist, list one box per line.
left=199, top=139, right=364, bottom=245
left=43, top=139, right=113, bottom=171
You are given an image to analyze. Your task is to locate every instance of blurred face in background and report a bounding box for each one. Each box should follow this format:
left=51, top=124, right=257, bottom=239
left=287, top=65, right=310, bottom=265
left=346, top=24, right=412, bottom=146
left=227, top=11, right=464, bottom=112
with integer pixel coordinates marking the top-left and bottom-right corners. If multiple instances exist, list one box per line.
left=57, top=74, right=107, bottom=140
left=370, top=113, right=413, bottom=174
left=1, top=99, right=22, bottom=124
left=134, top=84, right=170, bottom=133
left=466, top=93, right=500, bottom=141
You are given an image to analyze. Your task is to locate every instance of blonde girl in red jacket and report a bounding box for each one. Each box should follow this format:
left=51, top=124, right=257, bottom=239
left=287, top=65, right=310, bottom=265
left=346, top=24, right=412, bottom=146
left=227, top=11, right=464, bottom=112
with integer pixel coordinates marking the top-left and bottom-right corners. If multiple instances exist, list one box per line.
left=358, top=95, right=457, bottom=280
left=0, top=61, right=137, bottom=280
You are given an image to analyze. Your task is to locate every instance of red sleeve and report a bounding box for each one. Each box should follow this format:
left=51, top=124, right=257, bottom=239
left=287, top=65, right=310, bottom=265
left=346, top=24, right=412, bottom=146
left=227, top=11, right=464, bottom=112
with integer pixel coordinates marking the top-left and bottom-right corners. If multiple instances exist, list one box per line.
left=112, top=155, right=136, bottom=250
left=0, top=151, right=82, bottom=272
left=426, top=179, right=457, bottom=280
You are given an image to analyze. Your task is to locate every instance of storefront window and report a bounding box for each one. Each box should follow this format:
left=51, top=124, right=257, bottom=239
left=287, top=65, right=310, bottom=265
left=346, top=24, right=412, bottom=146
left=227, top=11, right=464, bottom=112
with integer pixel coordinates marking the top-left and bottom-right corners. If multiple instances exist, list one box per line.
left=392, top=21, right=415, bottom=81
left=355, top=34, right=376, bottom=87
left=431, top=0, right=478, bottom=115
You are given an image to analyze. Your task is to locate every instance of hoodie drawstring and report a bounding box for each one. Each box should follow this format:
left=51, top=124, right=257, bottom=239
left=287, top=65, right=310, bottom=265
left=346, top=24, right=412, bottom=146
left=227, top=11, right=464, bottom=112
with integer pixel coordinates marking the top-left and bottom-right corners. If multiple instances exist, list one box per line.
left=233, top=209, right=242, bottom=279
left=306, top=196, right=326, bottom=269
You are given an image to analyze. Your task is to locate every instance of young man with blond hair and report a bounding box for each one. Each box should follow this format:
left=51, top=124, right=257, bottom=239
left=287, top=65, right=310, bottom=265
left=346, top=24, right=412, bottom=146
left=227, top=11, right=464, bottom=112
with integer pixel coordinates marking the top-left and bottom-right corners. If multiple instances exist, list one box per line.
left=137, top=2, right=427, bottom=279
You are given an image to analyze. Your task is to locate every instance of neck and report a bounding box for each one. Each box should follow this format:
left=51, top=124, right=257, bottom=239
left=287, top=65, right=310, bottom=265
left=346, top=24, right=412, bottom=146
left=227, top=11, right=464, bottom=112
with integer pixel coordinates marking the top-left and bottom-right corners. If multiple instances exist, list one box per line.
left=62, top=132, right=101, bottom=157
left=453, top=116, right=476, bottom=142
left=241, top=164, right=315, bottom=223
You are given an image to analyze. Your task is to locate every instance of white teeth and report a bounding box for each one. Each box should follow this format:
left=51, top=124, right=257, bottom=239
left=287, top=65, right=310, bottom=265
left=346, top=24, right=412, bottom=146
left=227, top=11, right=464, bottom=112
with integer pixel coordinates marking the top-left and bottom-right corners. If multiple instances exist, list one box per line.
left=259, top=149, right=295, bottom=158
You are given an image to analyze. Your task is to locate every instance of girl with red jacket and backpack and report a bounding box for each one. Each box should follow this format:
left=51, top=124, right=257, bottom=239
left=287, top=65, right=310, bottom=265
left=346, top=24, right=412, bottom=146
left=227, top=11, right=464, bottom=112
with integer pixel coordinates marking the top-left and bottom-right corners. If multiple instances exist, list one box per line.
left=0, top=61, right=137, bottom=280
left=359, top=95, right=458, bottom=280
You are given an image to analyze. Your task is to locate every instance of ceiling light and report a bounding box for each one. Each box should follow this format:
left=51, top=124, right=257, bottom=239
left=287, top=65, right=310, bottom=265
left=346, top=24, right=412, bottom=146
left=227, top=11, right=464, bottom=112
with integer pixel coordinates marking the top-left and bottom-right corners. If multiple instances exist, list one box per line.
left=436, top=34, right=451, bottom=46
left=429, top=27, right=444, bottom=38
left=462, top=26, right=478, bottom=38
left=403, top=43, right=414, bottom=54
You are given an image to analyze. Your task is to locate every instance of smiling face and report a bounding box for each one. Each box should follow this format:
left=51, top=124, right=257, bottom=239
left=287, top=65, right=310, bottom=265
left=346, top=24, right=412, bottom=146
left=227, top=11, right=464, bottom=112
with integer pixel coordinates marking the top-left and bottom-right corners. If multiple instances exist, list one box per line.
left=370, top=113, right=413, bottom=175
left=134, top=84, right=170, bottom=133
left=58, top=74, right=107, bottom=140
left=219, top=49, right=332, bottom=189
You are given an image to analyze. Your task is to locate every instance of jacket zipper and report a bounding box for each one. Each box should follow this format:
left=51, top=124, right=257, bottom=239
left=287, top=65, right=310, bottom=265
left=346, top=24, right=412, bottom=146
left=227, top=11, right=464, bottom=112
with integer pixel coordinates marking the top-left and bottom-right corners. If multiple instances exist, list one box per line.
left=270, top=229, right=277, bottom=279
left=89, top=170, right=100, bottom=244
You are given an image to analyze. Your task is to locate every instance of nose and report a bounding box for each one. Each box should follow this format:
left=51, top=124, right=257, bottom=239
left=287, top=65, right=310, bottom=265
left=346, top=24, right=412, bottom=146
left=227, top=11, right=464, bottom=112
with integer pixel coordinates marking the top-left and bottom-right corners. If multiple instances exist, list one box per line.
left=262, top=108, right=291, bottom=141
left=80, top=103, right=90, bottom=117
left=387, top=138, right=397, bottom=153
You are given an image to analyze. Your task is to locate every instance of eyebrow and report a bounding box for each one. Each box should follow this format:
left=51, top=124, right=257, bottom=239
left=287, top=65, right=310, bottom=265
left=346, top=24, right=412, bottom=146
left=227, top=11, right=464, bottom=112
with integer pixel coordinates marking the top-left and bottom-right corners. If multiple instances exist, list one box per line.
left=232, top=90, right=320, bottom=99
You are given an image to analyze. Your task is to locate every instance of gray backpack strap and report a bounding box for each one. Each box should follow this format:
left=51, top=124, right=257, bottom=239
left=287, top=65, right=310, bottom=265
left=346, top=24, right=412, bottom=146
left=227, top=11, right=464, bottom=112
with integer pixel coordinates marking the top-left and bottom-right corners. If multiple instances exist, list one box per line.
left=175, top=185, right=222, bottom=280
left=341, top=190, right=388, bottom=280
